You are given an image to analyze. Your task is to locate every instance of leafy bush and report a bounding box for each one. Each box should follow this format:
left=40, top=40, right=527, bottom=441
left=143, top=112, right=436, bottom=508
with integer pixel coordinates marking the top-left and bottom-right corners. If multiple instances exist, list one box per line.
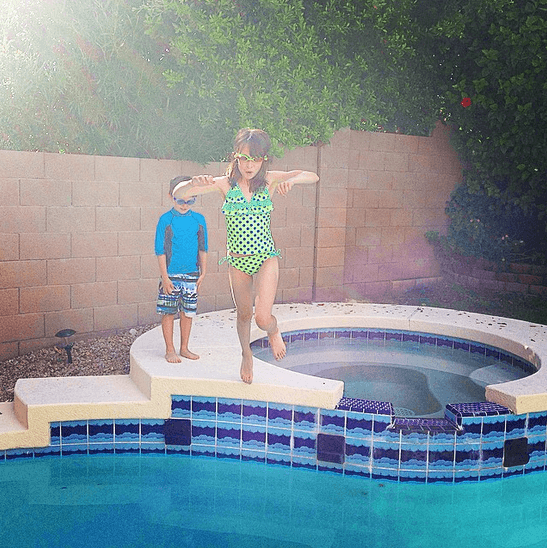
left=428, top=184, right=546, bottom=266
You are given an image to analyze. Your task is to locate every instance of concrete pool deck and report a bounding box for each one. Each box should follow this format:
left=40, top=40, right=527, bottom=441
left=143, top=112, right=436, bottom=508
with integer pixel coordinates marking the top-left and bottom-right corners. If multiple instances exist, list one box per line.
left=1, top=302, right=547, bottom=451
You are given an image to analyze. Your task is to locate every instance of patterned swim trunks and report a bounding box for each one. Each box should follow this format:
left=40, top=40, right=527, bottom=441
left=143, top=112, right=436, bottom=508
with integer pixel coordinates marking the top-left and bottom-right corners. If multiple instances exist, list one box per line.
left=156, top=273, right=199, bottom=317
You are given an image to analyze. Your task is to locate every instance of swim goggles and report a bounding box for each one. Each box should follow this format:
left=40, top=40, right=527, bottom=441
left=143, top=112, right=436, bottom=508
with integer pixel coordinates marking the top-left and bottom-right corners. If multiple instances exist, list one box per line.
left=234, top=152, right=269, bottom=162
left=173, top=196, right=196, bottom=205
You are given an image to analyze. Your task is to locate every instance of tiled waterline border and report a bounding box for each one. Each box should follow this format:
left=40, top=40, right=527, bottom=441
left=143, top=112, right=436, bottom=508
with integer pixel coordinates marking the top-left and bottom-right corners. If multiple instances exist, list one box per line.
left=0, top=330, right=543, bottom=483
left=1, top=395, right=545, bottom=483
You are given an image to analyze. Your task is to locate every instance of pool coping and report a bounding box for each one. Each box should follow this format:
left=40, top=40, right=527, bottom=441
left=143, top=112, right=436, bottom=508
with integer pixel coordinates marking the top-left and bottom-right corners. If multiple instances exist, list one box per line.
left=1, top=302, right=546, bottom=451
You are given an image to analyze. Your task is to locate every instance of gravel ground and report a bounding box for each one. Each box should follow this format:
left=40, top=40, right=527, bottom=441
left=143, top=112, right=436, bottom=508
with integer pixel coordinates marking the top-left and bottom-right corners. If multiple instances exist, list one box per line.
left=0, top=324, right=158, bottom=403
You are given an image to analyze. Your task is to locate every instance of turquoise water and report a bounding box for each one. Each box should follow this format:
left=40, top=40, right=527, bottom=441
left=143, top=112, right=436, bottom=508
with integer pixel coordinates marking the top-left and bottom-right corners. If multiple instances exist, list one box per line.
left=253, top=336, right=529, bottom=417
left=1, top=455, right=546, bottom=548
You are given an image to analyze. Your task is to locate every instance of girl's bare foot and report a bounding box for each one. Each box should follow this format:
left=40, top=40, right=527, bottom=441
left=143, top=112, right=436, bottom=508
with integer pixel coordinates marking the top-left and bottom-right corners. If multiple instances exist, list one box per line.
left=180, top=348, right=200, bottom=360
left=240, top=353, right=253, bottom=384
left=165, top=351, right=182, bottom=363
left=269, top=329, right=286, bottom=361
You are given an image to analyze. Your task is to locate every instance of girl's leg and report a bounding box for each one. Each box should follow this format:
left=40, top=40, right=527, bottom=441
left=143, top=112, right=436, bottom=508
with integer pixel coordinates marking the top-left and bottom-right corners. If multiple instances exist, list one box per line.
left=179, top=313, right=199, bottom=360
left=254, top=257, right=286, bottom=360
left=228, top=265, right=255, bottom=383
left=161, top=314, right=181, bottom=363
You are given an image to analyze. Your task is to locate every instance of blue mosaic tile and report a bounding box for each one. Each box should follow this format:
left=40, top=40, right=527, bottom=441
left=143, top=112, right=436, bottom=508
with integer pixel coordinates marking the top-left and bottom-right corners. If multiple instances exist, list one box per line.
left=320, top=410, right=345, bottom=434
left=114, top=420, right=140, bottom=443
left=242, top=401, right=267, bottom=425
left=34, top=446, right=61, bottom=458
left=266, top=453, right=291, bottom=466
left=385, top=330, right=403, bottom=342
left=267, top=403, right=293, bottom=428
left=400, top=447, right=427, bottom=469
left=141, top=420, right=164, bottom=442
left=192, top=397, right=217, bottom=420
left=419, top=334, right=436, bottom=346
left=88, top=443, right=115, bottom=455
left=292, top=456, right=317, bottom=470
left=481, top=416, right=506, bottom=439
left=114, top=442, right=140, bottom=455
left=371, top=468, right=399, bottom=481
left=427, top=471, right=455, bottom=483
left=292, top=432, right=316, bottom=457
left=216, top=447, right=241, bottom=460
left=345, top=439, right=370, bottom=466
left=470, top=343, right=486, bottom=356
left=192, top=420, right=216, bottom=445
left=241, top=449, right=266, bottom=463
left=242, top=425, right=266, bottom=451
left=334, top=330, right=352, bottom=339
left=372, top=441, right=400, bottom=468
left=399, top=470, right=427, bottom=483
left=373, top=415, right=392, bottom=434
left=140, top=443, right=165, bottom=455
left=505, top=416, right=526, bottom=438
left=428, top=444, right=456, bottom=468
left=217, top=399, right=242, bottom=423
left=293, top=407, right=317, bottom=431
left=368, top=330, right=385, bottom=341
left=454, top=340, right=470, bottom=352
left=267, top=428, right=292, bottom=454
left=318, top=461, right=344, bottom=474
left=344, top=464, right=370, bottom=477
left=171, top=395, right=191, bottom=418
left=88, top=420, right=114, bottom=444
left=436, top=337, right=453, bottom=349
left=6, top=448, right=33, bottom=460
left=191, top=446, right=215, bottom=458
left=216, top=425, right=241, bottom=448
left=346, top=415, right=373, bottom=437
left=166, top=445, right=191, bottom=456
left=61, top=421, right=87, bottom=445
left=528, top=413, right=547, bottom=435
left=61, top=444, right=88, bottom=456
left=50, top=423, right=61, bottom=446
left=455, top=444, right=480, bottom=468
left=351, top=329, right=368, bottom=340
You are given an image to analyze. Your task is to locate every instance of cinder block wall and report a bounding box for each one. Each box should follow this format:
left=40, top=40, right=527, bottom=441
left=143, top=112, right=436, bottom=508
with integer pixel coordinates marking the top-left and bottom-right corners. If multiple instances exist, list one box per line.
left=0, top=122, right=462, bottom=359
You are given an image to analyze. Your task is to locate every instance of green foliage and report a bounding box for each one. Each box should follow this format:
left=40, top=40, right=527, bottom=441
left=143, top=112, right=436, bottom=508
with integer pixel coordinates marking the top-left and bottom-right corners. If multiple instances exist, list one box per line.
left=428, top=184, right=546, bottom=266
left=146, top=0, right=439, bottom=155
left=427, top=0, right=547, bottom=214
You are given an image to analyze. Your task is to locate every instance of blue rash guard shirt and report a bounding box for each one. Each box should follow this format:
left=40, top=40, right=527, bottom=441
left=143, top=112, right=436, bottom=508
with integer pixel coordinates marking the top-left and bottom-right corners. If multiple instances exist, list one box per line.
left=154, top=209, right=208, bottom=275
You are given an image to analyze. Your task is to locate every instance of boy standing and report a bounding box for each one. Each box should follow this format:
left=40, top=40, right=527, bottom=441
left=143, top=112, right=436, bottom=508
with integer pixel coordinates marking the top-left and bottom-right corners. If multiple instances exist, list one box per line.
left=155, top=176, right=208, bottom=362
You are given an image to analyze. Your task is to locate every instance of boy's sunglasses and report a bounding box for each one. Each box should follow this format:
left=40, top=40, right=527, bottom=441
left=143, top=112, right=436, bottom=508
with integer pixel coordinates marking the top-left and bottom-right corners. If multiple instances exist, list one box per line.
left=173, top=196, right=196, bottom=205
left=234, top=152, right=269, bottom=162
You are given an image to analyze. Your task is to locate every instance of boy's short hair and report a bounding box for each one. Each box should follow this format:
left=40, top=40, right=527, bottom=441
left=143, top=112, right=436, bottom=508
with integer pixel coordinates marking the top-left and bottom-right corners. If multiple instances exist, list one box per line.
left=169, top=175, right=192, bottom=196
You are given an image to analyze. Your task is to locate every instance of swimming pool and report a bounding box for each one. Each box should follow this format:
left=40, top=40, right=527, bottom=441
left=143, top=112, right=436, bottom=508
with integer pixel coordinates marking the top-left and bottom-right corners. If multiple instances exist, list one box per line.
left=3, top=453, right=547, bottom=548
left=2, top=302, right=547, bottom=484
left=251, top=328, right=532, bottom=418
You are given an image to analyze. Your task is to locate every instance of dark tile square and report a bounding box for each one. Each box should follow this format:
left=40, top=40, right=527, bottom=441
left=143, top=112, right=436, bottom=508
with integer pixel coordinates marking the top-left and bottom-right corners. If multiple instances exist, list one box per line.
left=164, top=418, right=192, bottom=446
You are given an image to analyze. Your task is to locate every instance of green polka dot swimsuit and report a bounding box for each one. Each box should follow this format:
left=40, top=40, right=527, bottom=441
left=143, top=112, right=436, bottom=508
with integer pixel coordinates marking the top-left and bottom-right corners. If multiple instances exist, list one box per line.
left=221, top=183, right=281, bottom=275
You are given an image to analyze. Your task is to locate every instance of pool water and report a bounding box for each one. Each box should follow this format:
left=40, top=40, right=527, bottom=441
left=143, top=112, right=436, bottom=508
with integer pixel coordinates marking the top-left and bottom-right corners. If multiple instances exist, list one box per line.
left=253, top=333, right=529, bottom=417
left=1, top=455, right=547, bottom=548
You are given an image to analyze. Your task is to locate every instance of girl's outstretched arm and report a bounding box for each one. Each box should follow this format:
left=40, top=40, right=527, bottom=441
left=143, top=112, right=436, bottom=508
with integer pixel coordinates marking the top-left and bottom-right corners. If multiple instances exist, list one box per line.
left=267, top=170, right=319, bottom=196
left=173, top=175, right=230, bottom=199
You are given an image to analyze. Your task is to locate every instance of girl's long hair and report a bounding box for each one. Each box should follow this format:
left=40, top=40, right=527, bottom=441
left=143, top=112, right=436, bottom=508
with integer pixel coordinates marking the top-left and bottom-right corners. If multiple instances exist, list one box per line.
left=226, top=128, right=271, bottom=192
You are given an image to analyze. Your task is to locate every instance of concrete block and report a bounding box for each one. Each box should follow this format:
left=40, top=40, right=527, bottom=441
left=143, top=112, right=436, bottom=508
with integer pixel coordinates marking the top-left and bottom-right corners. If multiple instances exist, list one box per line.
left=46, top=207, right=95, bottom=233
left=316, top=227, right=346, bottom=248
left=45, top=152, right=95, bottom=181
left=45, top=308, right=94, bottom=337
left=367, top=171, right=394, bottom=190
left=0, top=207, right=46, bottom=233
left=316, top=207, right=347, bottom=228
left=95, top=207, right=140, bottom=232
left=20, top=233, right=71, bottom=260
left=72, top=232, right=118, bottom=258
left=368, top=132, right=396, bottom=152
left=0, top=313, right=45, bottom=343
left=117, top=278, right=158, bottom=304
left=96, top=256, right=141, bottom=282
left=20, top=285, right=71, bottom=313
left=120, top=183, right=162, bottom=207
left=117, top=232, right=155, bottom=256
left=0, top=289, right=18, bottom=316
left=139, top=158, right=183, bottom=183
left=93, top=304, right=138, bottom=331
left=0, top=178, right=19, bottom=206
left=0, top=260, right=46, bottom=289
left=73, top=181, right=118, bottom=206
left=0, top=150, right=44, bottom=178
left=71, top=281, right=118, bottom=309
left=47, top=258, right=96, bottom=285
left=20, top=179, right=72, bottom=206
left=0, top=234, right=19, bottom=261
left=95, top=155, right=139, bottom=182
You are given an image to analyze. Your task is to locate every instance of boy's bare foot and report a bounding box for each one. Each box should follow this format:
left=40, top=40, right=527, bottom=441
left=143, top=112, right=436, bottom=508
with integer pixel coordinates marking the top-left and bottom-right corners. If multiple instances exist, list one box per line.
left=180, top=349, right=200, bottom=360
left=269, top=329, right=286, bottom=361
left=165, top=352, right=182, bottom=363
left=240, top=353, right=253, bottom=384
